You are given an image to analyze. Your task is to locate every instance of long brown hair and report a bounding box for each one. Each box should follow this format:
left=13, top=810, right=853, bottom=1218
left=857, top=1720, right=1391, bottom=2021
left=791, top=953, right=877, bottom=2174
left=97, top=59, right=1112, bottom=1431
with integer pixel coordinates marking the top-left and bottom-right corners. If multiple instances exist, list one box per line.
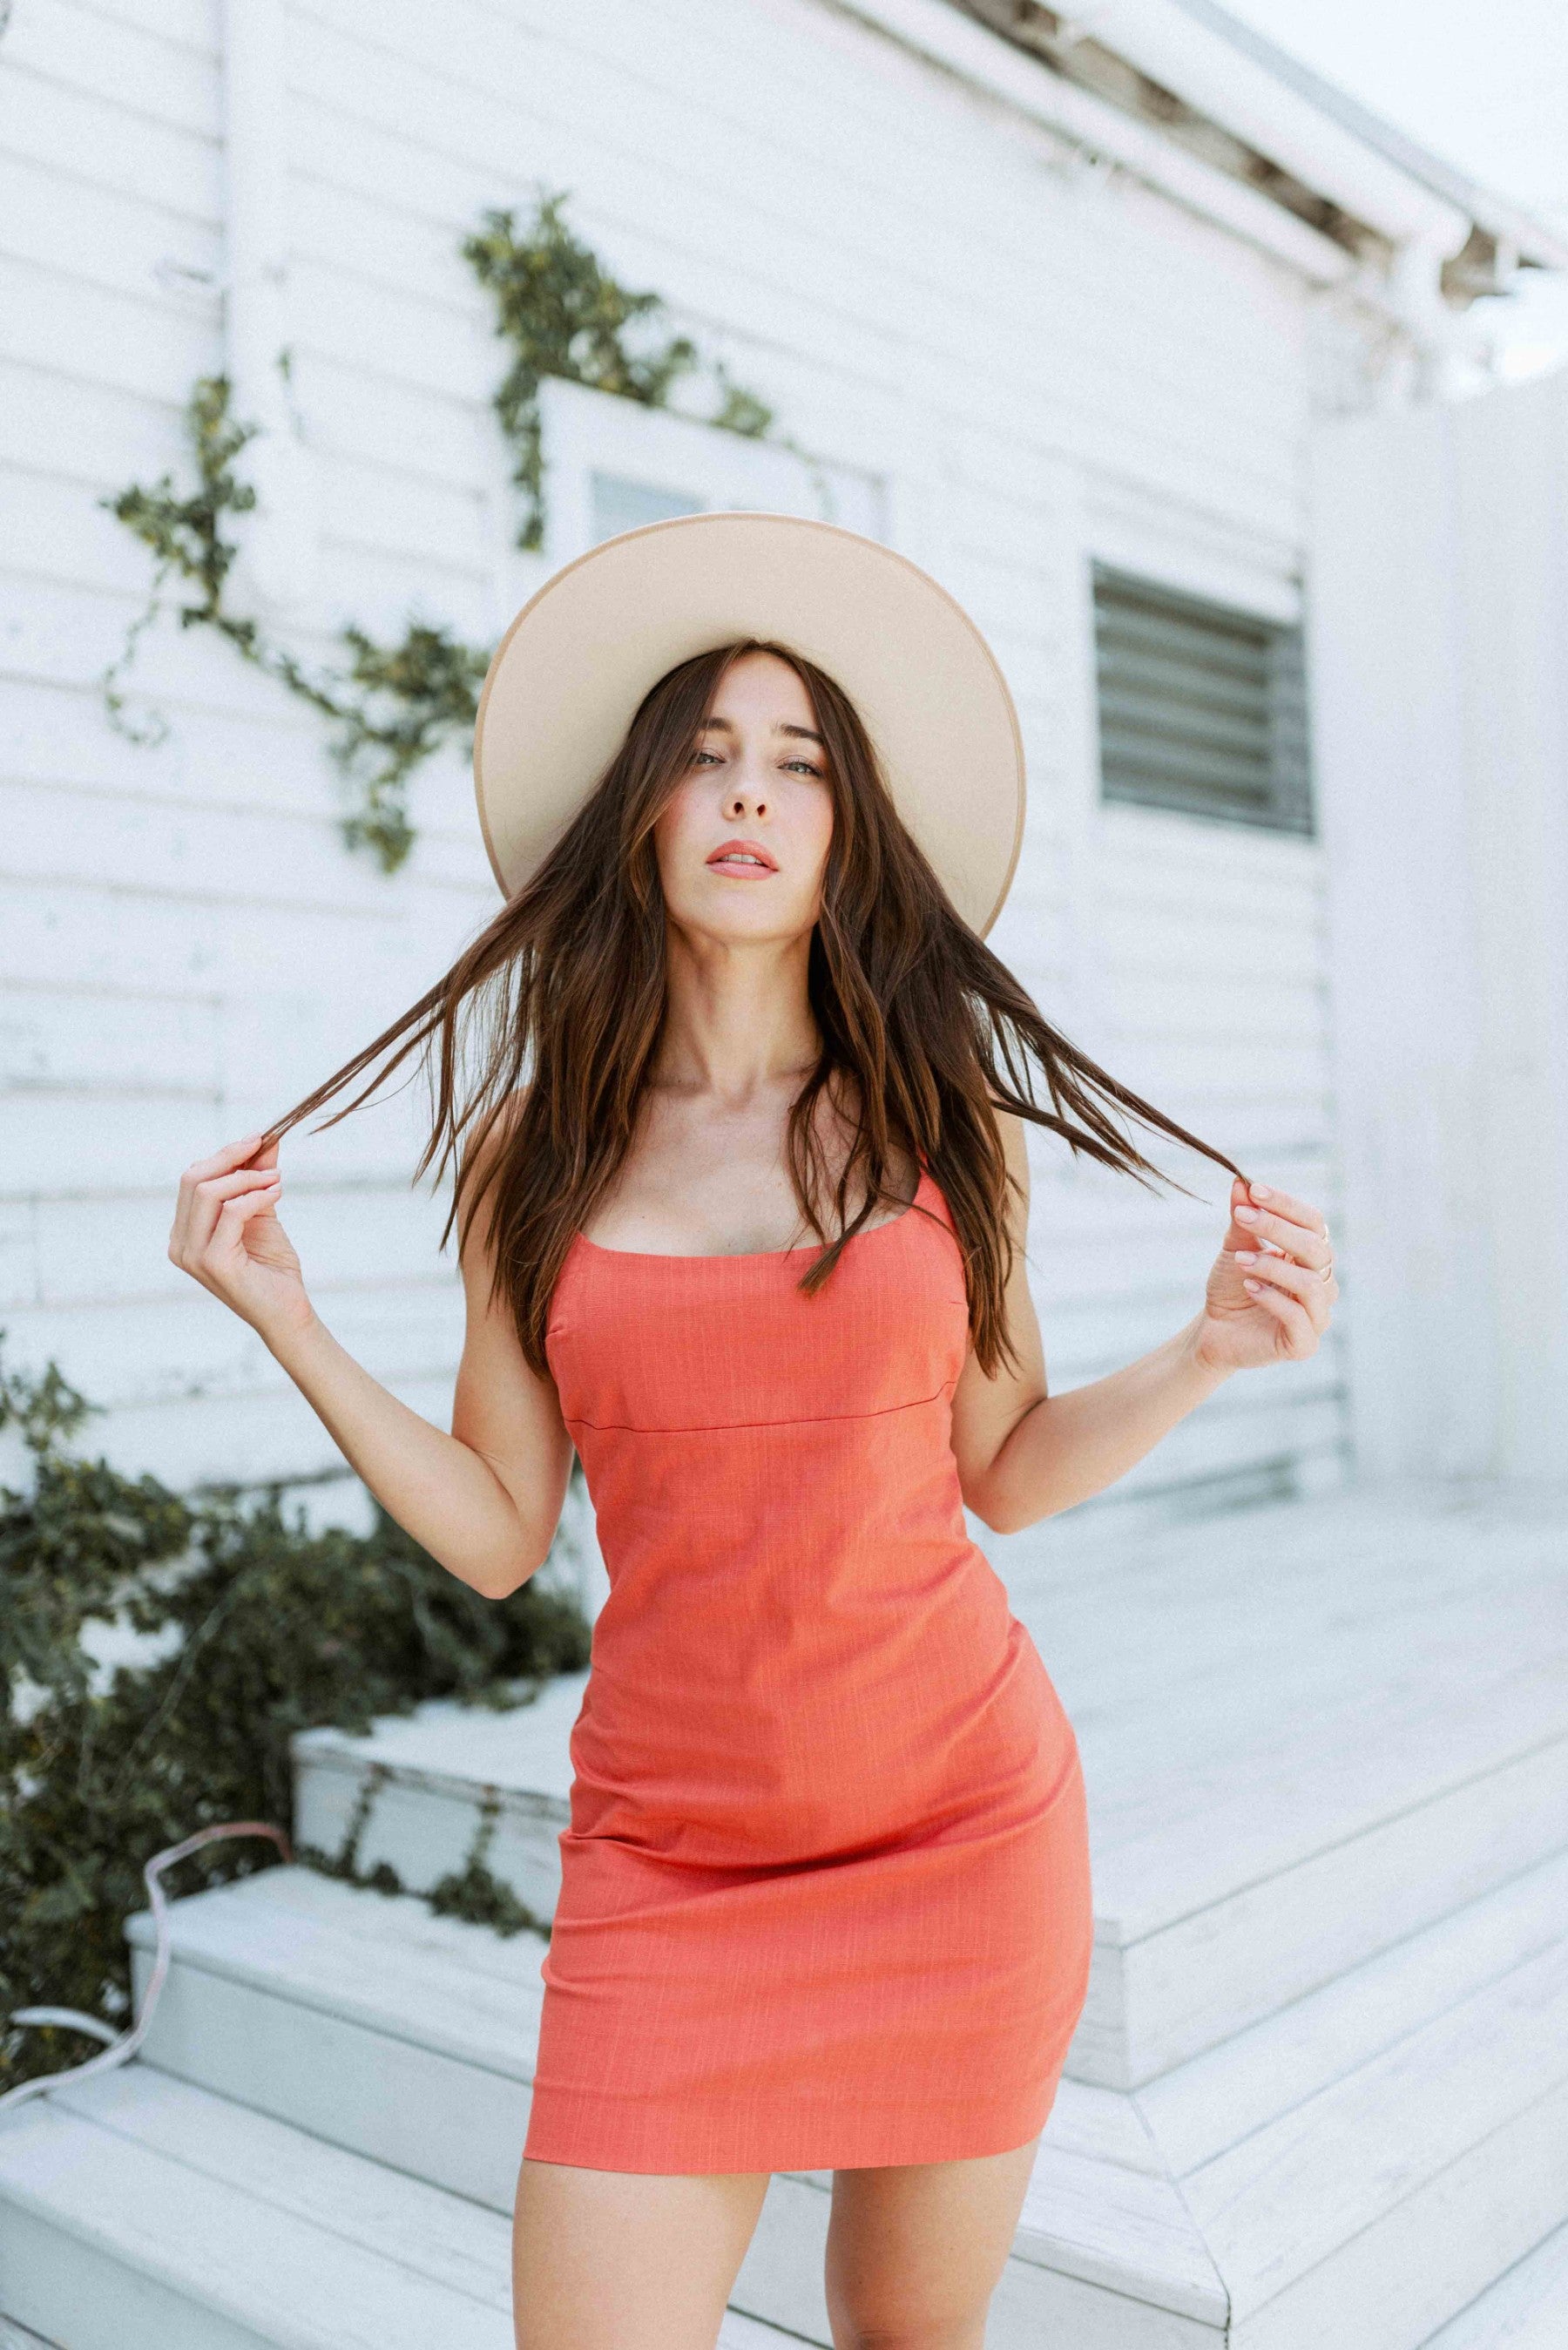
left=269, top=637, right=1245, bottom=1376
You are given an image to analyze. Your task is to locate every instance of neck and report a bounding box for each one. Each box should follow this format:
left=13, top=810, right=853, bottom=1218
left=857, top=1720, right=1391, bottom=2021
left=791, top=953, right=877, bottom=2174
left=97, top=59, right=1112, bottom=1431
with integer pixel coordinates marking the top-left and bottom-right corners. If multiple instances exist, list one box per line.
left=653, top=924, right=820, bottom=1104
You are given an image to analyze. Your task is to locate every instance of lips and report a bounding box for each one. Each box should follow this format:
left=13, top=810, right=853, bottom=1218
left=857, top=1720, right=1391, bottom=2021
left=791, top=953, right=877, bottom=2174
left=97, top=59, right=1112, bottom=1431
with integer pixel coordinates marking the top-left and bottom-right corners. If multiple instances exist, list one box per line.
left=706, top=838, right=778, bottom=875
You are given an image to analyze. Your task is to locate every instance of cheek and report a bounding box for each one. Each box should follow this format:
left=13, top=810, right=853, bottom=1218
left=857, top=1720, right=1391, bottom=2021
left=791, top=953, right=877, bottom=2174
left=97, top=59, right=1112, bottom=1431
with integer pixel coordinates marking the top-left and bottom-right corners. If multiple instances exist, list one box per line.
left=796, top=789, right=835, bottom=891
left=652, top=782, right=704, bottom=880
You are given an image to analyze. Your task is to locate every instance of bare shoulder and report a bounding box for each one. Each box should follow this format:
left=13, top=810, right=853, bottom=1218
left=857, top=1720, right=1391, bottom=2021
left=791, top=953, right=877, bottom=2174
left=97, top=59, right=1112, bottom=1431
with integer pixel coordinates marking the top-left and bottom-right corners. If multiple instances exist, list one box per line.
left=456, top=1088, right=531, bottom=1284
left=461, top=1087, right=531, bottom=1186
left=949, top=1097, right=1049, bottom=1478
left=991, top=1101, right=1031, bottom=1222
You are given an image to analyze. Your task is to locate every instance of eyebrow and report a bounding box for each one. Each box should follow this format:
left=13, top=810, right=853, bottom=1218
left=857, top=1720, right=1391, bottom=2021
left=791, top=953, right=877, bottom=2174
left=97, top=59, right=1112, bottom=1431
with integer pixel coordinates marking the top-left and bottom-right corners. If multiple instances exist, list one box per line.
left=699, top=715, right=825, bottom=747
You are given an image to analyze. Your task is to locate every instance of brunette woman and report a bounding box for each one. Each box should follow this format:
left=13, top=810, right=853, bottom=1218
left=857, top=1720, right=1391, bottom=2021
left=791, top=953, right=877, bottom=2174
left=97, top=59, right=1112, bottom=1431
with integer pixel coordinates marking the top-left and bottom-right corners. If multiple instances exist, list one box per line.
left=170, top=514, right=1336, bottom=2350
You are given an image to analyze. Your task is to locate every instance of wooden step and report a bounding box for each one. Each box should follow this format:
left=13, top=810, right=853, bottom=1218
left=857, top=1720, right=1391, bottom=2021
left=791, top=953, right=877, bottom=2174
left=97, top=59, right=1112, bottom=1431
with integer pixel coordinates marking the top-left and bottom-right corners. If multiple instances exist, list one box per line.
left=30, top=1848, right=1559, bottom=2350
left=124, top=1866, right=1226, bottom=2347
left=0, top=2318, right=59, bottom=2348
left=1173, top=1901, right=1568, bottom=2347
left=128, top=1863, right=547, bottom=2211
left=129, top=1844, right=1568, bottom=2350
left=92, top=1482, right=1568, bottom=2350
left=0, top=2070, right=792, bottom=2350
left=1002, top=1483, right=1568, bottom=2086
left=290, top=1675, right=583, bottom=1936
left=1139, top=1846, right=1568, bottom=2173
left=1418, top=2222, right=1568, bottom=2348
left=0, top=2069, right=517, bottom=2350
left=294, top=1487, right=1568, bottom=2090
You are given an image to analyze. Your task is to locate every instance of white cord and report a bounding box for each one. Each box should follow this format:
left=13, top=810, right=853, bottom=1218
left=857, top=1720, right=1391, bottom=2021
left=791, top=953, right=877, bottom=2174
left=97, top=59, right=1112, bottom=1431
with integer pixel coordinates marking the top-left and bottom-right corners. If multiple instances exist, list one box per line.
left=0, top=1819, right=291, bottom=2118
left=9, top=2010, right=119, bottom=2046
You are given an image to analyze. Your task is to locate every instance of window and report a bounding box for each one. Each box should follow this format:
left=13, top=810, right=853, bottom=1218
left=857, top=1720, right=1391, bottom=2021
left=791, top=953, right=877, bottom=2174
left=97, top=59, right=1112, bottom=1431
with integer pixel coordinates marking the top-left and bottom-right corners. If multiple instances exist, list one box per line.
left=534, top=377, right=885, bottom=567
left=1092, top=565, right=1313, bottom=835
left=589, top=471, right=702, bottom=543
left=490, top=377, right=886, bottom=648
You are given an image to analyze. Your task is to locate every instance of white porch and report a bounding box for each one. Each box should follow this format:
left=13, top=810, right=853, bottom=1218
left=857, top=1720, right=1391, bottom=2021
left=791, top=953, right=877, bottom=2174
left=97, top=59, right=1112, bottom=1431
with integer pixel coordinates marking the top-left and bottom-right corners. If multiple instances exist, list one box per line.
left=3, top=1480, right=1565, bottom=2347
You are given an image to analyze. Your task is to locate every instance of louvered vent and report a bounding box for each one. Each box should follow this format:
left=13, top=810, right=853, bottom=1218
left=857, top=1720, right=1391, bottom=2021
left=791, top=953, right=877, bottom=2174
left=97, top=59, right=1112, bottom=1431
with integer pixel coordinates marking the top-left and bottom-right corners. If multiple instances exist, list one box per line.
left=1092, top=565, right=1313, bottom=835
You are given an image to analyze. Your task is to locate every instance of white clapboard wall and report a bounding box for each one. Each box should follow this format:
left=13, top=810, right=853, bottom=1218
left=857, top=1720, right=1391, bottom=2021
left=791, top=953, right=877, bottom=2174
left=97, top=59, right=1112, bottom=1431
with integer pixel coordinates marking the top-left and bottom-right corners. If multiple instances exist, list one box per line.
left=1308, top=366, right=1568, bottom=1487
left=0, top=0, right=1353, bottom=1513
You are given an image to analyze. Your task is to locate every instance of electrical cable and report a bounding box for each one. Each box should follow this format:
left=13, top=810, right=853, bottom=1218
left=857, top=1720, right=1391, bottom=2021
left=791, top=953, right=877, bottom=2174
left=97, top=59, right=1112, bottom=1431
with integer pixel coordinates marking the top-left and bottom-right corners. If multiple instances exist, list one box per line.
left=0, top=1820, right=292, bottom=2117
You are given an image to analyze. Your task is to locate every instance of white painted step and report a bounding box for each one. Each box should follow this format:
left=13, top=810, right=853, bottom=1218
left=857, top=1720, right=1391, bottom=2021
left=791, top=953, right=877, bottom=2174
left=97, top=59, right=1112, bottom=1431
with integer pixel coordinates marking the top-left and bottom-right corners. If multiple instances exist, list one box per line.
left=21, top=1852, right=1560, bottom=2350
left=125, top=1844, right=1568, bottom=2350
left=1180, top=1915, right=1568, bottom=2348
left=1139, top=1846, right=1568, bottom=2174
left=0, top=2318, right=59, bottom=2348
left=124, top=1867, right=846, bottom=2342
left=125, top=1868, right=1225, bottom=2347
left=129, top=1863, right=548, bottom=2211
left=1419, top=2222, right=1568, bottom=2347
left=291, top=1677, right=581, bottom=1936
left=294, top=1488, right=1568, bottom=2092
left=0, top=2068, right=517, bottom=2350
left=0, top=2070, right=792, bottom=2350
left=1006, top=1485, right=1568, bottom=2083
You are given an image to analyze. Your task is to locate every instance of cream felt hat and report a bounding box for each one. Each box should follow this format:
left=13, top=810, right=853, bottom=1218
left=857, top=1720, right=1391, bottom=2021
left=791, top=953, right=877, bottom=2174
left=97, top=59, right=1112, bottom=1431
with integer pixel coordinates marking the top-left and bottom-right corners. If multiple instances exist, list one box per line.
left=472, top=511, right=1026, bottom=938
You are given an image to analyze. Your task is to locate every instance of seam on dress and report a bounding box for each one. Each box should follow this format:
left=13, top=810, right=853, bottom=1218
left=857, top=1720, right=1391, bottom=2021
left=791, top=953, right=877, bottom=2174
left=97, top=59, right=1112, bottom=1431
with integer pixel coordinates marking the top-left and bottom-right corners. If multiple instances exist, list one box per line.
left=564, top=1382, right=956, bottom=1438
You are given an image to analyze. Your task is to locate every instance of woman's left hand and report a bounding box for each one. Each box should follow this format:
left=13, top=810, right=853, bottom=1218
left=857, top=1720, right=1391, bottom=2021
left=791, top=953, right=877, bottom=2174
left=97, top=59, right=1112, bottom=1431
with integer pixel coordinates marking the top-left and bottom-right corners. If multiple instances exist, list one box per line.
left=1193, top=1176, right=1338, bottom=1374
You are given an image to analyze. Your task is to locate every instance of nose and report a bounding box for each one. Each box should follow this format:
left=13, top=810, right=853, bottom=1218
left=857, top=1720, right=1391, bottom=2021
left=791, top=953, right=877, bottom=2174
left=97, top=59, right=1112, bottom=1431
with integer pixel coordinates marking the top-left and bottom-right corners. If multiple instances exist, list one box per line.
left=725, top=775, right=767, bottom=820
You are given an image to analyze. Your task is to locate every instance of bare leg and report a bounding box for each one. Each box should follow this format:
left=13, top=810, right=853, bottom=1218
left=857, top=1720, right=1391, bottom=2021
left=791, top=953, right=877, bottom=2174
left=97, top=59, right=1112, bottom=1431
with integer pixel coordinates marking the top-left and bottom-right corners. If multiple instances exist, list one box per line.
left=823, top=2135, right=1041, bottom=2350
left=513, top=2154, right=772, bottom=2350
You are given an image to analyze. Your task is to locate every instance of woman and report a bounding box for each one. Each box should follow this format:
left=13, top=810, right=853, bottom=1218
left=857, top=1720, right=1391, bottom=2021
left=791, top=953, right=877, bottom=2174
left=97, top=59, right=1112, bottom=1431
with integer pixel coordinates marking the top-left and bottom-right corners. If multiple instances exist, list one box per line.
left=169, top=514, right=1336, bottom=2350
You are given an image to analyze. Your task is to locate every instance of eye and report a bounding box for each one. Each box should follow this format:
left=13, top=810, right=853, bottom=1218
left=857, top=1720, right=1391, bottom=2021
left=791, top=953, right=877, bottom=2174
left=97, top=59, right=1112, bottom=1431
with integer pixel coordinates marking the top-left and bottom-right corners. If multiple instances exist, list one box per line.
left=690, top=747, right=723, bottom=767
left=783, top=757, right=825, bottom=778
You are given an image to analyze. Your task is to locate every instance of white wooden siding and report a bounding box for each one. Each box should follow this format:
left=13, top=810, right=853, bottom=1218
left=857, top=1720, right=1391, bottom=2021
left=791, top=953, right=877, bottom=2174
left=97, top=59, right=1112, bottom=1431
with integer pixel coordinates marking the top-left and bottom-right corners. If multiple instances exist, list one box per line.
left=1308, top=369, right=1568, bottom=1486
left=0, top=0, right=1351, bottom=1508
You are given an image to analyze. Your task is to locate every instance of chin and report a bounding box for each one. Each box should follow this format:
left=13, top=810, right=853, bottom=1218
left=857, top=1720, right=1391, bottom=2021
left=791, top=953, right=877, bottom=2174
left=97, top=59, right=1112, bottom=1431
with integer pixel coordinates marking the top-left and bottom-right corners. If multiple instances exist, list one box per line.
left=678, top=896, right=814, bottom=948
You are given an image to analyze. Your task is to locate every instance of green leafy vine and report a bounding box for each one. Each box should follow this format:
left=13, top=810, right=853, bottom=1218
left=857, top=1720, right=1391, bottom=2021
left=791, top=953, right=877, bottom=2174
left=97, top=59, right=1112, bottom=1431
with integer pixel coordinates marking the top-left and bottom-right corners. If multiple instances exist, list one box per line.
left=101, top=192, right=775, bottom=873
left=0, top=1339, right=588, bottom=2089
left=103, top=377, right=487, bottom=872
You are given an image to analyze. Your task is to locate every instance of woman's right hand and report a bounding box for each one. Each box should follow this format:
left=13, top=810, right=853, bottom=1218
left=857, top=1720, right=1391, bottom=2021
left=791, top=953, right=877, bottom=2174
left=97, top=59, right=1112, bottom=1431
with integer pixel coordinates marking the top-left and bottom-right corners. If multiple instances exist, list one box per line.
left=169, top=1133, right=314, bottom=1348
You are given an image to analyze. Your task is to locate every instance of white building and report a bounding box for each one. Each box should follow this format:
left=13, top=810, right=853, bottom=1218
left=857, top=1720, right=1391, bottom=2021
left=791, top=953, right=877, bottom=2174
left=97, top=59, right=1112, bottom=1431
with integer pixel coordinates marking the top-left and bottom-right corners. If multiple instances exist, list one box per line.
left=5, top=10, right=1568, bottom=2347
left=2, top=0, right=1559, bottom=1521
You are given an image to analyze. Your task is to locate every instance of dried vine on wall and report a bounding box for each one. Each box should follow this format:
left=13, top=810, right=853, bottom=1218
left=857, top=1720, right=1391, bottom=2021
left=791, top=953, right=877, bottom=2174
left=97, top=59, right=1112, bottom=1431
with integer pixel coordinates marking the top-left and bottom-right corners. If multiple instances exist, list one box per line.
left=102, top=193, right=776, bottom=872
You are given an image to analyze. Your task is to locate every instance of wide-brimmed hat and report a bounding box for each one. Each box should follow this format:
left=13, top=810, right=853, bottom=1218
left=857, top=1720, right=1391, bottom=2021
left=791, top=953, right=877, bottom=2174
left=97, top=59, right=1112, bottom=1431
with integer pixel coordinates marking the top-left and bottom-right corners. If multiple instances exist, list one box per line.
left=472, top=511, right=1025, bottom=938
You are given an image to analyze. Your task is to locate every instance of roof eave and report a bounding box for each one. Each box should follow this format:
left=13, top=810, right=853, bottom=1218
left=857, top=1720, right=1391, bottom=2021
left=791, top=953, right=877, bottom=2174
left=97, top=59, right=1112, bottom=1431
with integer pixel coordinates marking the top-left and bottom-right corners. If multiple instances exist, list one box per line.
left=1160, top=0, right=1568, bottom=273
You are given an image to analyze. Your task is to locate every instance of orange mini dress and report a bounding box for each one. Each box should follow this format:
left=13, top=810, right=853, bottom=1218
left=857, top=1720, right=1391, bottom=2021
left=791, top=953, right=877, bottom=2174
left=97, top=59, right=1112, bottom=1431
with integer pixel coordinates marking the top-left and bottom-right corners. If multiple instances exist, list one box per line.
left=523, top=1165, right=1093, bottom=2175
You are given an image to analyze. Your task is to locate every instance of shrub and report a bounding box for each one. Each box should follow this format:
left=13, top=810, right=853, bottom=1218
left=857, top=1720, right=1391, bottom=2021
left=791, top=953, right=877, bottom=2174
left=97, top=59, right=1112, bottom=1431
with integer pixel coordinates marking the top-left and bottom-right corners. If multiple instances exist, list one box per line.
left=0, top=1343, right=591, bottom=2092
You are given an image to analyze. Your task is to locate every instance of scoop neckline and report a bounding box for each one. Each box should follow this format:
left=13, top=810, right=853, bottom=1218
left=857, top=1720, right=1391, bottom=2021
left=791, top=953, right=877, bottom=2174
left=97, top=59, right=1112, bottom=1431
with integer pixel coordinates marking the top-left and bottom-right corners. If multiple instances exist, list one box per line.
left=573, top=1166, right=933, bottom=1263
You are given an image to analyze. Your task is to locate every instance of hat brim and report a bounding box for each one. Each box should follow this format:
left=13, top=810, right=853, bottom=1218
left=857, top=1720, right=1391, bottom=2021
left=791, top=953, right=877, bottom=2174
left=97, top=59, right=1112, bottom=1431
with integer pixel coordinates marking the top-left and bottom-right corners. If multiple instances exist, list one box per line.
left=473, top=511, right=1025, bottom=938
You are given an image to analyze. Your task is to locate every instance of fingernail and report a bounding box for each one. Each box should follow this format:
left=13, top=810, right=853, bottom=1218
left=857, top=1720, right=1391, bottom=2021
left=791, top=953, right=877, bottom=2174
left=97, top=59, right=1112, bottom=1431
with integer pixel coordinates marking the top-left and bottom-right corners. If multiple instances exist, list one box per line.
left=1250, top=1183, right=1271, bottom=1199
left=1244, top=1277, right=1261, bottom=1291
left=1235, top=1249, right=1257, bottom=1264
left=1236, top=1204, right=1258, bottom=1222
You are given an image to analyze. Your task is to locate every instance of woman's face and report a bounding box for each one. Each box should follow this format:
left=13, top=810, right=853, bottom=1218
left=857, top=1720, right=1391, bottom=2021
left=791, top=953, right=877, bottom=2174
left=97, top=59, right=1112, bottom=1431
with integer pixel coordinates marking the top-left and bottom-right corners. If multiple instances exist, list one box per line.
left=652, top=650, right=835, bottom=945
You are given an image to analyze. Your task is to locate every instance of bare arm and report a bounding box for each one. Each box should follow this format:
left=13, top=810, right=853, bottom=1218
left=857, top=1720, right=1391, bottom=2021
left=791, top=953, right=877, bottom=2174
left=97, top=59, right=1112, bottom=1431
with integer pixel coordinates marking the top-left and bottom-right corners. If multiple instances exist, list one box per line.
left=168, top=1130, right=573, bottom=1597
left=950, top=1111, right=1336, bottom=1534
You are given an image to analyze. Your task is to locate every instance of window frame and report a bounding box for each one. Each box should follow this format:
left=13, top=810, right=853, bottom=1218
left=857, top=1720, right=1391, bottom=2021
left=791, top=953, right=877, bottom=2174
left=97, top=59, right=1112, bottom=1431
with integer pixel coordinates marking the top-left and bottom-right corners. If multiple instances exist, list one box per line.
left=546, top=377, right=883, bottom=553
left=486, top=376, right=890, bottom=633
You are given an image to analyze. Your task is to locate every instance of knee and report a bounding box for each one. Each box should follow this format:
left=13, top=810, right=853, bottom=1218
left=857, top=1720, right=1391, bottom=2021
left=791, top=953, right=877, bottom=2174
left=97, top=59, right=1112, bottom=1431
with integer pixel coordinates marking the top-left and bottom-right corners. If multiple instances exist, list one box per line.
left=832, top=2329, right=983, bottom=2350
left=835, top=2338, right=961, bottom=2350
left=826, top=2292, right=984, bottom=2350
